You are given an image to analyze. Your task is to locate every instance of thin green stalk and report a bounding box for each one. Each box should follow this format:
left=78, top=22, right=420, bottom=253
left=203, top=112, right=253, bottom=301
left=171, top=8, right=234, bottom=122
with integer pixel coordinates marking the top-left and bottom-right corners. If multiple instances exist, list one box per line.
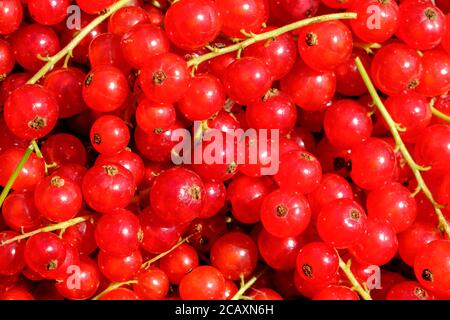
left=355, top=57, right=450, bottom=238
left=431, top=106, right=450, bottom=123
left=92, top=280, right=138, bottom=300
left=338, top=257, right=372, bottom=300
left=187, top=12, right=357, bottom=69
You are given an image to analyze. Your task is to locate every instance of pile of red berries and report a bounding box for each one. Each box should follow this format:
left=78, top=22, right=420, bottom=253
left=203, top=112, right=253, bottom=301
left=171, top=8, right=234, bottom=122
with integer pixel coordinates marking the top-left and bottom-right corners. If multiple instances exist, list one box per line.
left=0, top=0, right=449, bottom=301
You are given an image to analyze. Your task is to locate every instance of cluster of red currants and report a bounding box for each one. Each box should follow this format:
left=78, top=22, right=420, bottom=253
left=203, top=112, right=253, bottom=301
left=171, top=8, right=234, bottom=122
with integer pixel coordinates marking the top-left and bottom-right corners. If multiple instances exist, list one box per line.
left=0, top=0, right=449, bottom=301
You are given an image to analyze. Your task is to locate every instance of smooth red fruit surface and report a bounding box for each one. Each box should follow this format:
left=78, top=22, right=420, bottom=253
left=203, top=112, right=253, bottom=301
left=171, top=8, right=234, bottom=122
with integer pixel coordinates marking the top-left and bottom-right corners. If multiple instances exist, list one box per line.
left=150, top=167, right=204, bottom=225
left=4, top=84, right=59, bottom=140
left=160, top=243, right=199, bottom=285
left=313, top=285, right=359, bottom=300
left=90, top=115, right=130, bottom=155
left=88, top=33, right=131, bottom=74
left=165, top=0, right=222, bottom=50
left=0, top=39, right=14, bottom=78
left=99, top=288, right=140, bottom=300
left=61, top=219, right=97, bottom=256
left=260, top=189, right=311, bottom=238
left=109, top=5, right=151, bottom=36
left=41, top=134, right=87, bottom=168
left=223, top=57, right=272, bottom=105
left=350, top=138, right=396, bottom=190
left=249, top=288, right=283, bottom=300
left=296, top=242, right=338, bottom=284
left=297, top=20, right=352, bottom=71
left=387, top=281, right=434, bottom=300
left=317, top=198, right=367, bottom=249
left=415, top=49, right=450, bottom=97
left=179, top=266, right=225, bottom=300
left=2, top=191, right=41, bottom=232
left=199, top=181, right=226, bottom=219
left=34, top=175, right=82, bottom=223
left=281, top=60, right=336, bottom=111
left=96, top=148, right=145, bottom=186
left=82, top=164, right=135, bottom=213
left=0, top=148, right=45, bottom=191
left=216, top=0, right=267, bottom=38
left=371, top=43, right=423, bottom=95
left=0, top=0, right=23, bottom=35
left=136, top=100, right=176, bottom=135
left=28, top=0, right=70, bottom=25
left=0, top=231, right=25, bottom=275
left=414, top=240, right=450, bottom=293
left=76, top=0, right=115, bottom=14
left=335, top=49, right=370, bottom=97
left=367, top=182, right=417, bottom=233
left=0, top=286, right=34, bottom=300
left=52, top=163, right=87, bottom=187
left=98, top=250, right=142, bottom=282
left=134, top=267, right=169, bottom=300
left=211, top=231, right=258, bottom=280
left=82, top=65, right=128, bottom=113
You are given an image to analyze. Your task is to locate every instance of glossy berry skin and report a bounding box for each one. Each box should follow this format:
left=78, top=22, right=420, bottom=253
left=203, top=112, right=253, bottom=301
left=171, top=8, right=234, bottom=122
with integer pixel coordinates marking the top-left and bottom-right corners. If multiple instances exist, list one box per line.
left=199, top=181, right=226, bottom=219
left=28, top=0, right=70, bottom=25
left=397, top=2, right=446, bottom=50
left=398, top=222, right=442, bottom=267
left=150, top=167, right=204, bottom=225
left=0, top=148, right=45, bottom=191
left=313, top=285, right=359, bottom=300
left=280, top=60, right=336, bottom=111
left=121, top=24, right=170, bottom=69
left=165, top=0, right=222, bottom=50
left=41, top=133, right=87, bottom=168
left=108, top=6, right=151, bottom=36
left=139, top=53, right=189, bottom=104
left=75, top=0, right=115, bottom=14
left=95, top=148, right=145, bottom=186
left=223, top=57, right=272, bottom=105
left=227, top=176, right=275, bottom=224
left=24, top=232, right=67, bottom=279
left=443, top=13, right=450, bottom=54
left=350, top=0, right=399, bottom=43
left=321, top=0, right=353, bottom=8
left=211, top=231, right=258, bottom=280
left=11, top=24, right=60, bottom=72
left=52, top=164, right=87, bottom=187
left=324, top=100, right=372, bottom=150
left=414, top=240, right=450, bottom=293
left=297, top=20, right=352, bottom=71
left=178, top=74, right=225, bottom=121
left=349, top=220, right=398, bottom=266
left=90, top=115, right=130, bottom=156
left=416, top=50, right=450, bottom=97
left=0, top=39, right=14, bottom=78
left=98, top=250, right=142, bottom=282
left=367, top=182, right=417, bottom=233
left=99, top=288, right=140, bottom=300
left=88, top=33, right=131, bottom=74
left=274, top=150, right=322, bottom=194
left=335, top=49, right=370, bottom=97
left=4, top=84, right=59, bottom=140
left=61, top=219, right=97, bottom=256
left=0, top=73, right=29, bottom=107
left=82, top=164, right=135, bottom=213
left=136, top=100, right=176, bottom=135
left=258, top=229, right=305, bottom=271
left=317, top=199, right=367, bottom=249
left=216, top=0, right=267, bottom=38
left=387, top=281, right=434, bottom=300
left=2, top=191, right=41, bottom=232
left=384, top=91, right=431, bottom=142
left=350, top=138, right=396, bottom=190
left=134, top=267, right=169, bottom=300
left=246, top=90, right=297, bottom=135
left=95, top=209, right=141, bottom=257
left=414, top=124, right=450, bottom=176
left=0, top=231, right=25, bottom=275
left=0, top=0, right=23, bottom=35
left=260, top=189, right=311, bottom=238
left=371, top=43, right=423, bottom=95
left=43, top=68, right=88, bottom=118
left=179, top=266, right=225, bottom=300
left=249, top=288, right=283, bottom=300
left=270, top=0, right=319, bottom=24
left=296, top=242, right=338, bottom=284
left=243, top=27, right=297, bottom=80
left=82, top=65, right=128, bottom=113
left=55, top=257, right=100, bottom=300
left=34, top=175, right=82, bottom=223
left=160, top=243, right=199, bottom=285
left=307, top=174, right=353, bottom=223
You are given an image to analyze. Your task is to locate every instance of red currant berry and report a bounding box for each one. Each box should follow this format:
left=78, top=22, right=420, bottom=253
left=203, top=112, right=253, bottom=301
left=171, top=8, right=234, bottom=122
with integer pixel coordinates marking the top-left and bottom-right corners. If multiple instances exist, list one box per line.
left=41, top=133, right=87, bottom=168
left=90, top=115, right=130, bottom=156
left=0, top=0, right=23, bottom=35
left=199, top=181, right=226, bottom=219
left=416, top=49, right=450, bottom=97
left=134, top=267, right=169, bottom=300
left=2, top=191, right=41, bottom=232
left=136, top=99, right=176, bottom=135
left=296, top=242, right=338, bottom=284
left=61, top=218, right=97, bottom=256
left=99, top=288, right=140, bottom=300
left=313, top=285, right=359, bottom=300
left=75, top=0, right=115, bottom=14
left=96, top=148, right=145, bottom=186
left=88, top=33, right=131, bottom=74
left=0, top=39, right=14, bottom=79
left=387, top=281, right=434, bottom=300
left=108, top=6, right=151, bottom=36
left=0, top=231, right=25, bottom=275
left=28, top=0, right=70, bottom=25
left=159, top=243, right=199, bottom=285
left=179, top=266, right=225, bottom=300
left=98, top=249, right=142, bottom=282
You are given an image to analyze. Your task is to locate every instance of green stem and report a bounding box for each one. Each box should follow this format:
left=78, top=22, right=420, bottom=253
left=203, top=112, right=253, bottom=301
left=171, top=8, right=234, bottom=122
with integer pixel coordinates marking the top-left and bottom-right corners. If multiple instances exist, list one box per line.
left=0, top=144, right=34, bottom=208
left=355, top=57, right=450, bottom=238
left=231, top=268, right=267, bottom=300
left=31, top=140, right=43, bottom=158
left=0, top=216, right=92, bottom=246
left=187, top=12, right=357, bottom=69
left=338, top=256, right=372, bottom=300
left=431, top=106, right=450, bottom=123
left=26, top=0, right=132, bottom=85
left=92, top=280, right=138, bottom=300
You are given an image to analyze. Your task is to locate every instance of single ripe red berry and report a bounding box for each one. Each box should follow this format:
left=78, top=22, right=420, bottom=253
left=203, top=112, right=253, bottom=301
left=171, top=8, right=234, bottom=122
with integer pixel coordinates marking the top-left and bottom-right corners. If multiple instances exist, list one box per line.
left=260, top=189, right=311, bottom=238
left=82, top=164, right=136, bottom=213
left=95, top=209, right=142, bottom=257
left=199, top=181, right=226, bottom=219
left=387, top=281, right=434, bottom=300
left=75, top=0, right=116, bottom=14
left=0, top=39, right=15, bottom=79
left=313, top=285, right=359, bottom=300
left=317, top=198, right=368, bottom=249
left=133, top=267, right=170, bottom=300
left=159, top=243, right=199, bottom=285
left=210, top=231, right=258, bottom=280
left=179, top=266, right=226, bottom=300
left=335, top=49, right=371, bottom=97
left=99, top=288, right=140, bottom=300
left=415, top=49, right=450, bottom=97
left=0, top=231, right=26, bottom=275
left=150, top=167, right=204, bottom=225
left=164, top=0, right=222, bottom=50
left=82, top=65, right=128, bottom=113
left=4, top=84, right=59, bottom=140
left=135, top=99, right=176, bottom=135
left=0, top=0, right=23, bottom=35
left=90, top=115, right=130, bottom=156
left=2, top=191, right=41, bottom=232
left=296, top=242, right=338, bottom=285
left=98, top=249, right=142, bottom=282
left=108, top=5, right=151, bottom=36
left=88, top=33, right=131, bottom=74
left=322, top=0, right=354, bottom=9
left=41, top=133, right=87, bottom=168
left=61, top=218, right=97, bottom=256
left=28, top=0, right=70, bottom=25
